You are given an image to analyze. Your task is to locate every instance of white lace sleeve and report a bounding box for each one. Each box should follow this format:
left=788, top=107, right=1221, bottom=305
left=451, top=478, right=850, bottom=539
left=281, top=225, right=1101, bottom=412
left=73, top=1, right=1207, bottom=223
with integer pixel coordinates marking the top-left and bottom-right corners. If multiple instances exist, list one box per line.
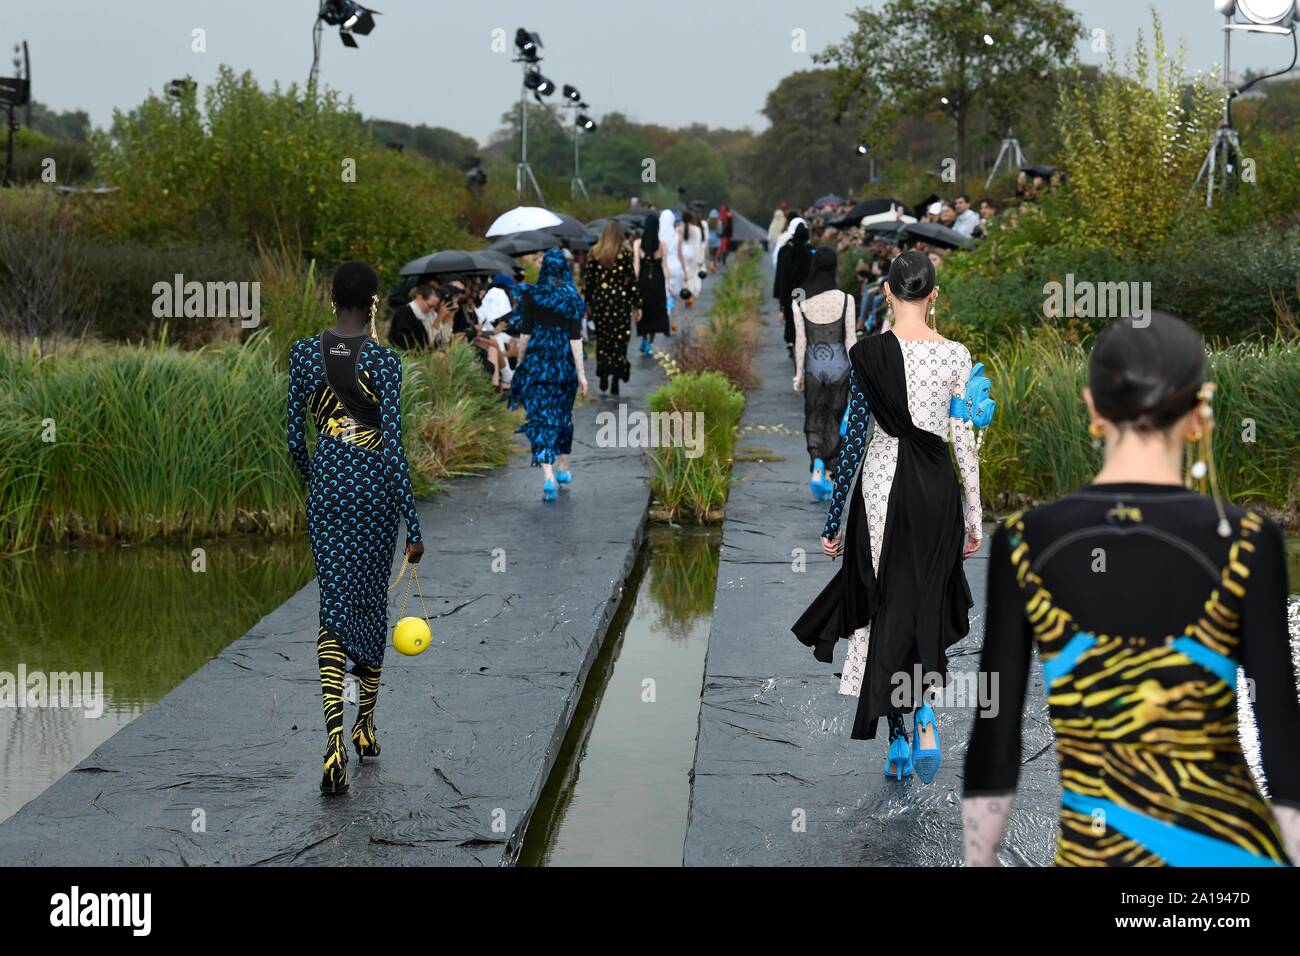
left=843, top=292, right=856, bottom=352
left=950, top=346, right=982, bottom=540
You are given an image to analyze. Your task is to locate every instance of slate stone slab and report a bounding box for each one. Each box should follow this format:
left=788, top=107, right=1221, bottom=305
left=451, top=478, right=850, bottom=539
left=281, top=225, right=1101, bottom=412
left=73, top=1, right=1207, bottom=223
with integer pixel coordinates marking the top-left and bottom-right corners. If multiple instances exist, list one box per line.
left=0, top=308, right=704, bottom=866
left=684, top=265, right=1059, bottom=867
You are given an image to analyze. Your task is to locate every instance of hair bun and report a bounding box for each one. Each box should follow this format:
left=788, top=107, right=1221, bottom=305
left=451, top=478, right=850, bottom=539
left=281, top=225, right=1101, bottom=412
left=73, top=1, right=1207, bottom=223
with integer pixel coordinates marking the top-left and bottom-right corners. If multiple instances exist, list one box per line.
left=886, top=251, right=936, bottom=301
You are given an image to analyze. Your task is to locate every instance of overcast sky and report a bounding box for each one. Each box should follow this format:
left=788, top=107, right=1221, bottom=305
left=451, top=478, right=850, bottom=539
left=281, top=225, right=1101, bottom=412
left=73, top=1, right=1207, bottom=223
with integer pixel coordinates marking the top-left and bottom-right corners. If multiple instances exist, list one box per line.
left=9, top=0, right=1297, bottom=143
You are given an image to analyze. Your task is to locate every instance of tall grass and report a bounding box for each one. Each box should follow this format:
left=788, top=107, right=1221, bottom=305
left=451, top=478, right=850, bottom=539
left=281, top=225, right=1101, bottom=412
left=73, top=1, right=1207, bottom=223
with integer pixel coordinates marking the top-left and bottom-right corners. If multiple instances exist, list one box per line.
left=980, top=329, right=1300, bottom=523
left=647, top=371, right=745, bottom=524
left=0, top=336, right=516, bottom=553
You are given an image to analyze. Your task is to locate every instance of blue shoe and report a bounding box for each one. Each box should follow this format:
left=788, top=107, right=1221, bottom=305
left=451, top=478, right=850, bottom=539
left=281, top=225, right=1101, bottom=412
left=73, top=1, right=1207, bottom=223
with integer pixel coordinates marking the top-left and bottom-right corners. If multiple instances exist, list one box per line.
left=810, top=458, right=826, bottom=501
left=555, top=470, right=572, bottom=485
left=884, top=735, right=913, bottom=781
left=541, top=478, right=557, bottom=501
left=820, top=476, right=835, bottom=499
left=912, top=702, right=941, bottom=784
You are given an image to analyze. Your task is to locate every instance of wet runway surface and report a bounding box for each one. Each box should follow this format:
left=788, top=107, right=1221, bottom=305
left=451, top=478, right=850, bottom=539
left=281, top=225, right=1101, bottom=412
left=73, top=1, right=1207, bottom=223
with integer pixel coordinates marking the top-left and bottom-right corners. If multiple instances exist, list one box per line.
left=0, top=332, right=670, bottom=867
left=684, top=268, right=1060, bottom=866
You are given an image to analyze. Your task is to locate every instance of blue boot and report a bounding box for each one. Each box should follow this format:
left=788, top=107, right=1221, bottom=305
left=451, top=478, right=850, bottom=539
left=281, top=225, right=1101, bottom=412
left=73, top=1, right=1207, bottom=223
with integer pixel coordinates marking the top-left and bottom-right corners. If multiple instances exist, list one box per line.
left=555, top=470, right=572, bottom=486
left=912, top=701, right=942, bottom=784
left=541, top=478, right=557, bottom=501
left=810, top=458, right=826, bottom=501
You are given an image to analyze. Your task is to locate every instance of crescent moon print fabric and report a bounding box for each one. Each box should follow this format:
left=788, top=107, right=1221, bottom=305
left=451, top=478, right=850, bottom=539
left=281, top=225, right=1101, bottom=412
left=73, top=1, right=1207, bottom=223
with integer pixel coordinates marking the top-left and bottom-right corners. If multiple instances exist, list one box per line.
left=288, top=333, right=422, bottom=667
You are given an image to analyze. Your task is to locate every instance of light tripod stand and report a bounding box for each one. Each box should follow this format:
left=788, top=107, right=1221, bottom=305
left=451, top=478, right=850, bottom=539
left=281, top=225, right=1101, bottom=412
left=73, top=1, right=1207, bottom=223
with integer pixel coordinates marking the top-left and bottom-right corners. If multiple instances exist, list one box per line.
left=984, top=133, right=1026, bottom=189
left=515, top=58, right=546, bottom=205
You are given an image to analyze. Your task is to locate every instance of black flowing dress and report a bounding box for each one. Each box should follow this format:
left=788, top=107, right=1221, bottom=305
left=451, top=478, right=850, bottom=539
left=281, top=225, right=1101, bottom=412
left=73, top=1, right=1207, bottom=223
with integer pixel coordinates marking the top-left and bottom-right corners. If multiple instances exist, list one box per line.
left=774, top=241, right=813, bottom=347
left=636, top=249, right=670, bottom=338
left=792, top=332, right=974, bottom=738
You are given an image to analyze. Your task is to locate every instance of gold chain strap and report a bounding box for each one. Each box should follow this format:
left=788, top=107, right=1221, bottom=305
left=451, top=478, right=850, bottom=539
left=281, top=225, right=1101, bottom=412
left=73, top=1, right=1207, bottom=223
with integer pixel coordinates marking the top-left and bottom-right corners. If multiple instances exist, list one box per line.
left=387, top=558, right=430, bottom=623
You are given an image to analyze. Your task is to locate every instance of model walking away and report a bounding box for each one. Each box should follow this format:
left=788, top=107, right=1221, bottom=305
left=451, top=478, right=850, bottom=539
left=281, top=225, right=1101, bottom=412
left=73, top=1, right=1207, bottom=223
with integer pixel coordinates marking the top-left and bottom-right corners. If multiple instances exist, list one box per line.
left=287, top=261, right=424, bottom=795
left=964, top=314, right=1300, bottom=867
left=792, top=251, right=982, bottom=784
left=792, top=247, right=855, bottom=502
left=583, top=220, right=640, bottom=396
left=633, top=211, right=671, bottom=356
left=510, top=248, right=590, bottom=500
left=772, top=217, right=812, bottom=360
left=717, top=205, right=734, bottom=266
left=660, top=209, right=685, bottom=311
left=679, top=210, right=705, bottom=308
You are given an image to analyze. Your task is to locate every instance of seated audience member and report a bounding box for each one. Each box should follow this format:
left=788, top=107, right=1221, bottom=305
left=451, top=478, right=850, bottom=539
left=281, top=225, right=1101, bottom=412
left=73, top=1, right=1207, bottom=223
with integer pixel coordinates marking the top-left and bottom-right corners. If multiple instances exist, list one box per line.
left=952, top=194, right=980, bottom=237
left=389, top=280, right=450, bottom=350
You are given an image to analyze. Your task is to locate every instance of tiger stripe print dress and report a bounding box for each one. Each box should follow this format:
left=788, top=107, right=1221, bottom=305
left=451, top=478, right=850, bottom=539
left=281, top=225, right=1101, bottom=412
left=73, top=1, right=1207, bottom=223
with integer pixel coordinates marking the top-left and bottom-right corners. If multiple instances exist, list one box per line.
left=287, top=331, right=423, bottom=667
left=965, top=484, right=1299, bottom=866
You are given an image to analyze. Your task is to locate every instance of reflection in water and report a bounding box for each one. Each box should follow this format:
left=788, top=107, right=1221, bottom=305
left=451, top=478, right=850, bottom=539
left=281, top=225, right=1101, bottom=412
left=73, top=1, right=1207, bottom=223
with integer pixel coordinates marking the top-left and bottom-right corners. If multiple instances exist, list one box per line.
left=0, top=538, right=313, bottom=822
left=520, top=525, right=721, bottom=867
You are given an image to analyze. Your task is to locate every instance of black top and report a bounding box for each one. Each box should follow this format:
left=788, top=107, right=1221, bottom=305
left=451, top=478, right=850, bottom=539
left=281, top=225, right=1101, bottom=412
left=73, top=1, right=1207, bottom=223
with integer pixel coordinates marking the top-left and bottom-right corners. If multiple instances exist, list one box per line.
left=519, top=296, right=582, bottom=340
left=319, top=330, right=382, bottom=430
left=387, top=302, right=428, bottom=351
left=965, top=483, right=1300, bottom=808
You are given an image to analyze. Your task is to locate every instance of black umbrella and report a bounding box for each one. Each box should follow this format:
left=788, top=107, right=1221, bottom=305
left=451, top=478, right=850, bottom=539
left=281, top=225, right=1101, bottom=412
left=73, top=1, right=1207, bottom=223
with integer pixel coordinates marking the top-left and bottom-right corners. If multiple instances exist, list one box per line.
left=398, top=249, right=478, bottom=277
left=837, top=196, right=908, bottom=225
left=861, top=219, right=907, bottom=239
left=471, top=250, right=518, bottom=274
left=488, top=230, right=562, bottom=256
left=542, top=213, right=587, bottom=242
left=1020, top=164, right=1057, bottom=179
left=899, top=221, right=973, bottom=251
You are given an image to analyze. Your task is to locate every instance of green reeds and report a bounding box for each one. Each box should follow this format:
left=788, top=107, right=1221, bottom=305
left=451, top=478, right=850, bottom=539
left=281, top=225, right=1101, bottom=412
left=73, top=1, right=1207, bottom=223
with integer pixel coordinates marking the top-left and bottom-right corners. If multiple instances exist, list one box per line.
left=0, top=336, right=516, bottom=553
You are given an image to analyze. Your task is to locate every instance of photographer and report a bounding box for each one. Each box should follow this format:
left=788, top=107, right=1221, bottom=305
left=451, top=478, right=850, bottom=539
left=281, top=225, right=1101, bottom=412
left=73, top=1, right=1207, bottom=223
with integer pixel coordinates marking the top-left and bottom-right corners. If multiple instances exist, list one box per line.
left=388, top=280, right=456, bottom=351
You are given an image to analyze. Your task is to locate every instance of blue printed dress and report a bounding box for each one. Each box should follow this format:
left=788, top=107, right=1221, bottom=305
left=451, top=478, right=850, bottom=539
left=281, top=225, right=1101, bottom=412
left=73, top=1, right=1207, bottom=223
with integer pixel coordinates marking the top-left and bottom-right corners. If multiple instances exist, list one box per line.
left=509, top=297, right=584, bottom=465
left=287, top=331, right=422, bottom=667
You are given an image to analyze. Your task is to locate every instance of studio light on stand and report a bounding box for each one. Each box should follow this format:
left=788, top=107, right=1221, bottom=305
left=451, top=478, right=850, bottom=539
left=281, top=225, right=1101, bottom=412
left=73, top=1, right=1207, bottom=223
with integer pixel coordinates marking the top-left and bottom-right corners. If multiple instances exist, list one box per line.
left=1195, top=0, right=1299, bottom=207
left=856, top=143, right=877, bottom=185
left=309, top=1, right=380, bottom=90
left=560, top=84, right=595, bottom=198
left=512, top=27, right=548, bottom=203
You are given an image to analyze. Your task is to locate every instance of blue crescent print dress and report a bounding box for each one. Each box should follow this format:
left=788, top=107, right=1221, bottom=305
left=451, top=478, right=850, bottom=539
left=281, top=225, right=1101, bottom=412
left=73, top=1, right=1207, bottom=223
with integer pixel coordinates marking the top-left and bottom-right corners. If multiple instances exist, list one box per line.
left=287, top=331, right=422, bottom=667
left=509, top=295, right=584, bottom=465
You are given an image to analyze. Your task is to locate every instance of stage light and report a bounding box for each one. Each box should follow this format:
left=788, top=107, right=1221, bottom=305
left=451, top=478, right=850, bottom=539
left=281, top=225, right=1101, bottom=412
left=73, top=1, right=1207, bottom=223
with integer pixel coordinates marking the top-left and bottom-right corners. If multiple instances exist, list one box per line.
left=165, top=77, right=196, bottom=99
left=563, top=84, right=582, bottom=102
left=983, top=33, right=994, bottom=45
left=577, top=113, right=596, bottom=131
left=515, top=27, right=542, bottom=62
left=856, top=144, right=869, bottom=155
left=525, top=70, right=554, bottom=95
left=1215, top=0, right=1300, bottom=30
left=939, top=96, right=950, bottom=105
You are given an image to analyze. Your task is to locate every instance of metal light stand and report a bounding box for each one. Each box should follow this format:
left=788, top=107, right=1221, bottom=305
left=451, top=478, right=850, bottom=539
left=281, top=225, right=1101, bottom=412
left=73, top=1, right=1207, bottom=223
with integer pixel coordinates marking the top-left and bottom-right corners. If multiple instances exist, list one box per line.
left=567, top=103, right=589, bottom=198
left=515, top=58, right=545, bottom=204
left=1193, top=15, right=1239, bottom=208
left=1, top=101, right=17, bottom=188
left=308, top=2, right=325, bottom=90
left=984, top=133, right=1026, bottom=189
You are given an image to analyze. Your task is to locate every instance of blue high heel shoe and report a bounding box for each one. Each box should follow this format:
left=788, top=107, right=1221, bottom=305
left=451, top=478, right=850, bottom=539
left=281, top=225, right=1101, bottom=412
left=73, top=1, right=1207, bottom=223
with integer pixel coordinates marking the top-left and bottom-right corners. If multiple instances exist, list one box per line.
left=884, top=735, right=913, bottom=781
left=912, top=701, right=941, bottom=784
left=555, top=470, right=572, bottom=486
left=541, top=478, right=557, bottom=501
left=810, top=458, right=826, bottom=500
left=819, top=473, right=835, bottom=500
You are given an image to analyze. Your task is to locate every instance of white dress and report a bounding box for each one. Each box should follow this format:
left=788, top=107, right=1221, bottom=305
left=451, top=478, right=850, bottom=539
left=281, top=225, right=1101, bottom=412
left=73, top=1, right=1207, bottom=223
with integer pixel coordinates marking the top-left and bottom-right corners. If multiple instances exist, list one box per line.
left=839, top=338, right=983, bottom=697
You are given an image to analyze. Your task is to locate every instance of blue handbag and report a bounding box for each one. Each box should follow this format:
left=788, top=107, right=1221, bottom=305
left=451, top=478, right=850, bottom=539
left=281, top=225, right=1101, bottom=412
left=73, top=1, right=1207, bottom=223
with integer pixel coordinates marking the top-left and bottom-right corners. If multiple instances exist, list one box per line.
left=949, top=362, right=996, bottom=439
